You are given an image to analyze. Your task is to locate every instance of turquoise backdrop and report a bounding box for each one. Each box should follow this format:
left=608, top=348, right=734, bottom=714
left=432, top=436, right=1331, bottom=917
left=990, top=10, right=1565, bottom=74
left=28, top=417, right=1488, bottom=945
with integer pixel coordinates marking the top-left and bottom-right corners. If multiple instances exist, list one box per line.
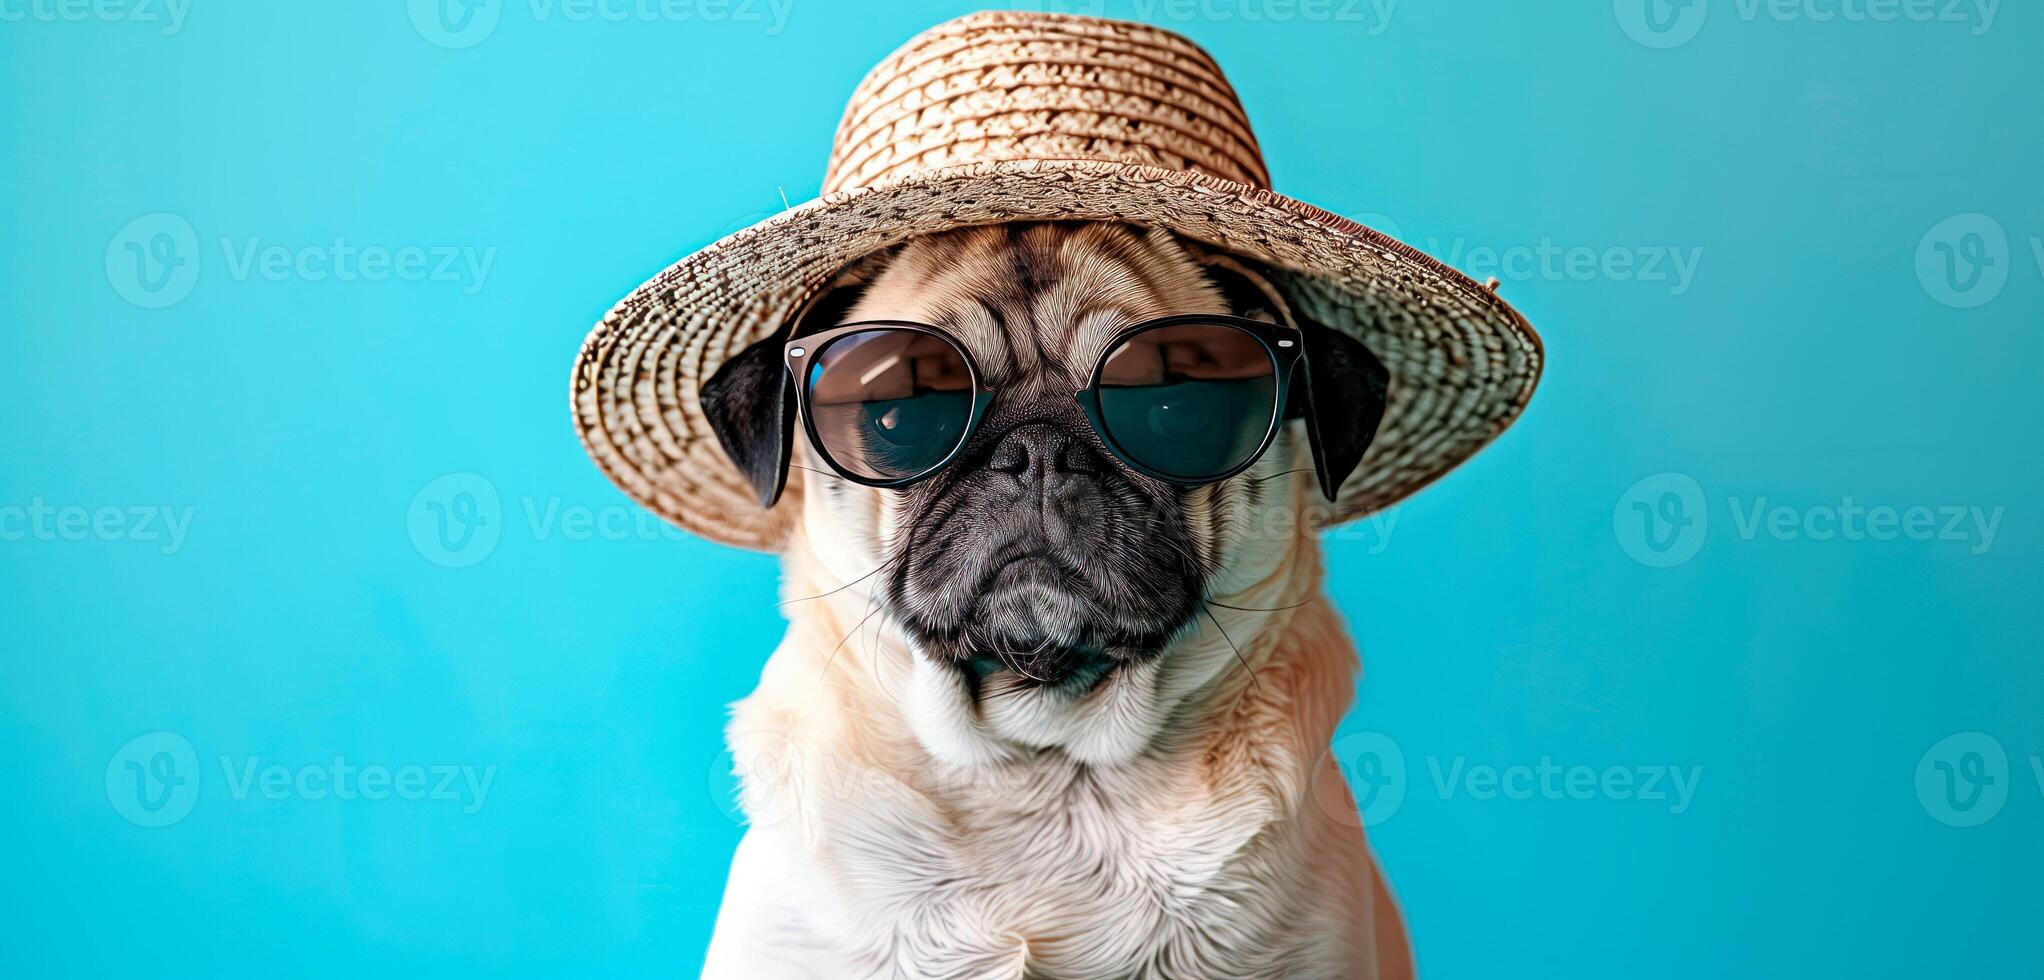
left=3, top=0, right=2039, bottom=976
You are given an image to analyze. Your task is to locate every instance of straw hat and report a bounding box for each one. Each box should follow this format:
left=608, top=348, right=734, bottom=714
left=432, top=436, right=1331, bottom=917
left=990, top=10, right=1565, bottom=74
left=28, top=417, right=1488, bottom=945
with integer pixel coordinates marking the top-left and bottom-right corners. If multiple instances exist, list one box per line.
left=571, top=10, right=1542, bottom=552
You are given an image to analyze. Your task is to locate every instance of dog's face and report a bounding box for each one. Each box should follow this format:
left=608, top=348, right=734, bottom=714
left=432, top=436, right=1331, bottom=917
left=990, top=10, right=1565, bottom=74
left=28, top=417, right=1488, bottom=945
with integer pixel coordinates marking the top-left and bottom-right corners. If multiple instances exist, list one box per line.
left=702, top=223, right=1386, bottom=764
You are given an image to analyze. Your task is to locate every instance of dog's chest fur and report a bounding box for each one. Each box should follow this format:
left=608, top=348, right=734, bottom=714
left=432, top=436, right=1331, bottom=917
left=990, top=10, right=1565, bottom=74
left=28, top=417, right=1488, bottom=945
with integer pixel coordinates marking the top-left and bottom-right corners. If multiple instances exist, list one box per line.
left=861, top=773, right=1318, bottom=977
left=706, top=576, right=1386, bottom=980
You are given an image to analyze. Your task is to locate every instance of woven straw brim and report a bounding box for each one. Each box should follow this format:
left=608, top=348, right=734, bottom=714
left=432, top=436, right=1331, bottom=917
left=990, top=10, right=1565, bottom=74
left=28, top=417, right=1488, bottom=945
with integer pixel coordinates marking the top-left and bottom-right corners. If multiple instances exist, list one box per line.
left=572, top=158, right=1541, bottom=552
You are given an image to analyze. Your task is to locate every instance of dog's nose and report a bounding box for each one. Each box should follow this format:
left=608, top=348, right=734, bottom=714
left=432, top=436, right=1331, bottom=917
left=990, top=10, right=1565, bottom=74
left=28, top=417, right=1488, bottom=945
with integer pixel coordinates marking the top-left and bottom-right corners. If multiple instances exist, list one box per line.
left=985, top=422, right=1101, bottom=489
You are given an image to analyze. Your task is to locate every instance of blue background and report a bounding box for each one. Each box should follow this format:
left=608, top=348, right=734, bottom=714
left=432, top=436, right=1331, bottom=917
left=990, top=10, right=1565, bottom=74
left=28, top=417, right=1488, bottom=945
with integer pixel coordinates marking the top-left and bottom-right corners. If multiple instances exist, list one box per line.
left=3, top=1, right=2040, bottom=976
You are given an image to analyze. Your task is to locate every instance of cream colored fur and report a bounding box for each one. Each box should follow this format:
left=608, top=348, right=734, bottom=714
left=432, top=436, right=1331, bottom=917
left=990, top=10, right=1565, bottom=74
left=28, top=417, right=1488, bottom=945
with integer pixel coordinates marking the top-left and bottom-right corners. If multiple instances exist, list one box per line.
left=701, top=226, right=1411, bottom=979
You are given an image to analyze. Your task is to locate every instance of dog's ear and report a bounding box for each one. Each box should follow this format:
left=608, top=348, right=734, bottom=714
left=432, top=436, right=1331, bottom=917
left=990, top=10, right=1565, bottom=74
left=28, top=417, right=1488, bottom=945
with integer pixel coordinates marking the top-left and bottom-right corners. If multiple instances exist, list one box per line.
left=1195, top=249, right=1286, bottom=323
left=700, top=333, right=799, bottom=510
left=1293, top=312, right=1390, bottom=502
left=1193, top=251, right=1391, bottom=502
left=699, top=273, right=875, bottom=508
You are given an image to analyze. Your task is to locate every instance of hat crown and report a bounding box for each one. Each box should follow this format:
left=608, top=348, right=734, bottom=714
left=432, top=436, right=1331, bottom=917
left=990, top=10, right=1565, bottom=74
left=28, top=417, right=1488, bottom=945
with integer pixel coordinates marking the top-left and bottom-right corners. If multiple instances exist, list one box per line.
left=823, top=12, right=1270, bottom=195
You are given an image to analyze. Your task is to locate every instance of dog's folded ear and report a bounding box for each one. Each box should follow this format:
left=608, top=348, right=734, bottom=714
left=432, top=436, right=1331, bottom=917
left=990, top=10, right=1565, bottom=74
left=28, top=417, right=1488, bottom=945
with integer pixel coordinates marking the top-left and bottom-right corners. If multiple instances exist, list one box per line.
left=700, top=273, right=875, bottom=509
left=1294, top=312, right=1390, bottom=502
left=1193, top=250, right=1391, bottom=503
left=700, top=334, right=799, bottom=509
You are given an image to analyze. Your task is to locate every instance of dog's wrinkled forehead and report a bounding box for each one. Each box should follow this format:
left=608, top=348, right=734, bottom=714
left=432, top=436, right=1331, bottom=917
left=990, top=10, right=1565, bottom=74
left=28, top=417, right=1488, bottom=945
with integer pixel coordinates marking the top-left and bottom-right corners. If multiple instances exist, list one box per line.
left=843, top=223, right=1231, bottom=386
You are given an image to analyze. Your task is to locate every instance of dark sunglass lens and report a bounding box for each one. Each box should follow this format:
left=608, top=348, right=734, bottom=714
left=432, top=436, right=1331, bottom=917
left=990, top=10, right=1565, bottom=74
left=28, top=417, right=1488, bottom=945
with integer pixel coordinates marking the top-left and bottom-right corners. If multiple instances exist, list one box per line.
left=805, top=328, right=974, bottom=482
left=1094, top=323, right=1279, bottom=481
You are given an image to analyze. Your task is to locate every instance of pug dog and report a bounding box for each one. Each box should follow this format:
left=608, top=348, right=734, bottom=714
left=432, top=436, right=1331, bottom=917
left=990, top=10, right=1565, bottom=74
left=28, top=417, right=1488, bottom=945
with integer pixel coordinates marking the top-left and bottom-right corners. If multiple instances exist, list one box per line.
left=697, top=222, right=1410, bottom=979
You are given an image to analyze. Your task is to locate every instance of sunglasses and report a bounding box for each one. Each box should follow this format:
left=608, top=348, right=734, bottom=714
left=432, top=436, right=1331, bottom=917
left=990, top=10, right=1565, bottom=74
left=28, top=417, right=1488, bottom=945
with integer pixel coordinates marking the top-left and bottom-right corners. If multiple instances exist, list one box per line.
left=783, top=314, right=1307, bottom=489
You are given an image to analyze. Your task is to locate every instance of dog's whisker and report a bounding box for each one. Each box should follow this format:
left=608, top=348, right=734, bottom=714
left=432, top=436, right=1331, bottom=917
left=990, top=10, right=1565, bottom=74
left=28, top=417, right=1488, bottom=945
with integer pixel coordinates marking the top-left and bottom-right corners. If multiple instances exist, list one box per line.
left=821, top=596, right=889, bottom=677
left=1204, top=596, right=1317, bottom=613
left=811, top=498, right=965, bottom=682
left=779, top=549, right=909, bottom=607
left=1199, top=603, right=1262, bottom=693
left=1236, top=467, right=1314, bottom=486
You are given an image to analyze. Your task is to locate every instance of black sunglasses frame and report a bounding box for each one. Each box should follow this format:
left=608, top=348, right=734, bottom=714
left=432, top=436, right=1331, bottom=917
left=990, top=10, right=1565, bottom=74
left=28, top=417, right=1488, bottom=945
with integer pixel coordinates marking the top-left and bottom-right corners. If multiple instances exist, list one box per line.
left=783, top=314, right=1305, bottom=490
